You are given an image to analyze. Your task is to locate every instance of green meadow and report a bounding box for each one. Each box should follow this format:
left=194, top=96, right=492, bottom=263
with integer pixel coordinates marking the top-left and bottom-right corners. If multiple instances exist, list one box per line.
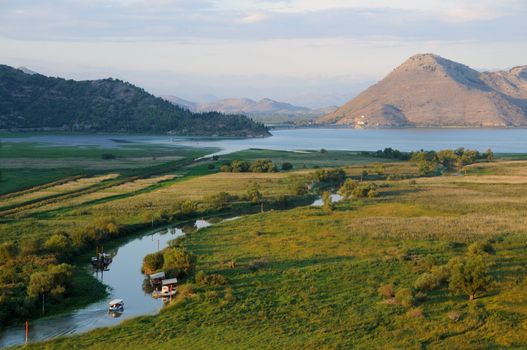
left=1, top=141, right=527, bottom=349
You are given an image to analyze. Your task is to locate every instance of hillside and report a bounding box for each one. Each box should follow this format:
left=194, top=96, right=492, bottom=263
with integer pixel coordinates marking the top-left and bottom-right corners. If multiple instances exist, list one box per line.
left=162, top=96, right=336, bottom=122
left=0, top=65, right=270, bottom=137
left=320, top=54, right=527, bottom=128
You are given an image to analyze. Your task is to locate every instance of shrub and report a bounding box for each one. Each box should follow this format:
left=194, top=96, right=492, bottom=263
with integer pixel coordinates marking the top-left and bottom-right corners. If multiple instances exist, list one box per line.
left=19, top=239, right=41, bottom=256
left=395, top=288, right=414, bottom=308
left=163, top=247, right=197, bottom=278
left=321, top=191, right=334, bottom=211
left=196, top=272, right=228, bottom=286
left=195, top=270, right=207, bottom=285
left=0, top=242, right=17, bottom=262
left=143, top=251, right=164, bottom=274
left=248, top=258, right=268, bottom=272
left=467, top=240, right=495, bottom=255
left=378, top=283, right=395, bottom=299
left=281, top=162, right=293, bottom=171
left=407, top=307, right=424, bottom=318
left=224, top=287, right=235, bottom=302
left=206, top=192, right=234, bottom=210
left=220, top=165, right=232, bottom=172
left=447, top=311, right=461, bottom=322
left=101, top=153, right=116, bottom=160
left=44, top=232, right=73, bottom=260
left=250, top=159, right=278, bottom=173
left=414, top=272, right=440, bottom=292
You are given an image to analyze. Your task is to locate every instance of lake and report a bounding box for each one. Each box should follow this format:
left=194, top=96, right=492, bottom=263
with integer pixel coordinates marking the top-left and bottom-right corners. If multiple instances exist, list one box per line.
left=2, top=128, right=527, bottom=153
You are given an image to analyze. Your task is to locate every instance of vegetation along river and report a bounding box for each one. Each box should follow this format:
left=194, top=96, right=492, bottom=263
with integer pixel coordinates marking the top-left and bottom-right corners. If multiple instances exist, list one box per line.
left=0, top=220, right=214, bottom=347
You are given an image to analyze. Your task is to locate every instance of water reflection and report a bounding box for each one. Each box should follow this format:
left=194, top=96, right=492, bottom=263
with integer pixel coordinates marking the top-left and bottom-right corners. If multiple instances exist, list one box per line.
left=311, top=194, right=344, bottom=207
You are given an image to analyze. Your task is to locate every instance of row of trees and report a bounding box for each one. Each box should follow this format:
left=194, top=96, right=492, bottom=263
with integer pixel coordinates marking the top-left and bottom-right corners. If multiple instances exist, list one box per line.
left=219, top=159, right=292, bottom=173
left=411, top=148, right=493, bottom=176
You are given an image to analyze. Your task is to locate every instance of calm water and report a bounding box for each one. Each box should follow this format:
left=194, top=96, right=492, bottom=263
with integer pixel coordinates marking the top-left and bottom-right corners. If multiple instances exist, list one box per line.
left=2, top=128, right=527, bottom=153
left=0, top=221, right=215, bottom=348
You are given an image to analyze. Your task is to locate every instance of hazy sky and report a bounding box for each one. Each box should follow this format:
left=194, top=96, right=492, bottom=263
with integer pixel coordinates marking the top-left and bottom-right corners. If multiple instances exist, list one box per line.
left=1, top=0, right=526, bottom=107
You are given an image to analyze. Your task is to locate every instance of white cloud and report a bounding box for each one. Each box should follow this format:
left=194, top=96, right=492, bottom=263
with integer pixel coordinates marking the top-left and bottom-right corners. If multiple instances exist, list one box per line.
left=238, top=12, right=268, bottom=24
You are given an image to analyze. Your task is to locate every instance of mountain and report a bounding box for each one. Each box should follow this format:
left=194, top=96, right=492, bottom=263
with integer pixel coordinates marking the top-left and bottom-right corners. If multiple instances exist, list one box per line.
left=0, top=65, right=270, bottom=137
left=320, top=54, right=527, bottom=128
left=17, top=66, right=39, bottom=75
left=163, top=96, right=336, bottom=122
left=159, top=95, right=197, bottom=111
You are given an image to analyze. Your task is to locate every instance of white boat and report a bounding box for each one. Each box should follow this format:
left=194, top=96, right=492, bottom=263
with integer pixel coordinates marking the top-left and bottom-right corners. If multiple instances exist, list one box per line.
left=108, top=299, right=124, bottom=312
left=151, top=278, right=177, bottom=298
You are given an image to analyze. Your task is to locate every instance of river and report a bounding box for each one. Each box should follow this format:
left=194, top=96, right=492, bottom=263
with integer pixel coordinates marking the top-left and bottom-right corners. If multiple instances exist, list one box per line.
left=0, top=220, right=216, bottom=348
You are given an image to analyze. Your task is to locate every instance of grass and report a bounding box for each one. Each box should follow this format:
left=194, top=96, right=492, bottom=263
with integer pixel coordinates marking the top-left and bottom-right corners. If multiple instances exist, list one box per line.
left=0, top=141, right=214, bottom=194
left=12, top=158, right=527, bottom=349
left=221, top=148, right=401, bottom=169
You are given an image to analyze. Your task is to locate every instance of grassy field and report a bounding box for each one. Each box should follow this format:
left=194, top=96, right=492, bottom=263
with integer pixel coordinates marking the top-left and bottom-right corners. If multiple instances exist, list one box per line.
left=3, top=141, right=527, bottom=349
left=0, top=141, right=214, bottom=194
left=7, top=156, right=526, bottom=349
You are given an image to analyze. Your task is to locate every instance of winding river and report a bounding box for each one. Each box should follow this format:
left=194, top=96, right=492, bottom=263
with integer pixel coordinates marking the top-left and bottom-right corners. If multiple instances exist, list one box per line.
left=0, top=220, right=215, bottom=348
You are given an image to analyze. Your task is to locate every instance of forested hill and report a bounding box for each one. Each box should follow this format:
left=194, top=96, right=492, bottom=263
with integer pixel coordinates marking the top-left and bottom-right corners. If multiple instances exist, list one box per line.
left=0, top=65, right=270, bottom=137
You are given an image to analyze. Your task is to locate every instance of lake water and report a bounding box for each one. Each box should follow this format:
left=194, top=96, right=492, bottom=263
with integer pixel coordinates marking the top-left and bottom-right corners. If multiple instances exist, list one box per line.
left=2, top=128, right=527, bottom=153
left=0, top=220, right=215, bottom=348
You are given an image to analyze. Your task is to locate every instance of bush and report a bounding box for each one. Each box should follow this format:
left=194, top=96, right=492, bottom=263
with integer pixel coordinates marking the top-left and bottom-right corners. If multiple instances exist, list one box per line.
left=281, top=162, right=293, bottom=171
left=205, top=192, right=234, bottom=210
left=407, top=307, right=424, bottom=318
left=378, top=283, right=395, bottom=299
left=395, top=288, right=414, bottom=308
left=101, top=153, right=116, bottom=160
left=44, top=232, right=73, bottom=260
left=163, top=247, right=197, bottom=278
left=414, top=273, right=439, bottom=291
left=143, top=251, right=164, bottom=274
left=196, top=272, right=228, bottom=286
left=467, top=240, right=495, bottom=255
left=250, top=159, right=277, bottom=173
left=0, top=242, right=17, bottom=262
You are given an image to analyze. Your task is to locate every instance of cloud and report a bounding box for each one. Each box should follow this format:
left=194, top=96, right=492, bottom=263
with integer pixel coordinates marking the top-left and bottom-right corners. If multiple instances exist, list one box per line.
left=238, top=12, right=269, bottom=24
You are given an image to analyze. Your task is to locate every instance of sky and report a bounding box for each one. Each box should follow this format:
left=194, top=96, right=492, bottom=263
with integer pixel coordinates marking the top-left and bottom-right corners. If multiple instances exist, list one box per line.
left=1, top=0, right=526, bottom=107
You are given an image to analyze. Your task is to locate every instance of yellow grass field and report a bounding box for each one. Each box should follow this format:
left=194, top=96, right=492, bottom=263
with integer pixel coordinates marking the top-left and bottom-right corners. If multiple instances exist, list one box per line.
left=0, top=174, right=119, bottom=207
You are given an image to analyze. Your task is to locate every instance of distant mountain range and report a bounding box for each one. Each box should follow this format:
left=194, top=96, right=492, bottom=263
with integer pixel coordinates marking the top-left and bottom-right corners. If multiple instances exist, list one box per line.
left=0, top=65, right=270, bottom=137
left=320, top=54, right=527, bottom=128
left=161, top=96, right=337, bottom=123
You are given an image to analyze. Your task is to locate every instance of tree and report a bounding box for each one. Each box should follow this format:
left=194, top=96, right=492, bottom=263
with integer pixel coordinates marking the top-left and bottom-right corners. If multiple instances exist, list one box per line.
left=206, top=192, right=233, bottom=210
left=321, top=191, right=334, bottom=211
left=373, top=163, right=385, bottom=176
left=250, top=159, right=277, bottom=173
left=448, top=255, right=492, bottom=301
left=484, top=148, right=494, bottom=161
left=247, top=182, right=262, bottom=203
left=230, top=160, right=250, bottom=172
left=281, top=162, right=293, bottom=171
left=163, top=247, right=196, bottom=278
left=338, top=179, right=358, bottom=198
left=436, top=150, right=458, bottom=170
left=44, top=232, right=73, bottom=260
left=143, top=251, right=164, bottom=274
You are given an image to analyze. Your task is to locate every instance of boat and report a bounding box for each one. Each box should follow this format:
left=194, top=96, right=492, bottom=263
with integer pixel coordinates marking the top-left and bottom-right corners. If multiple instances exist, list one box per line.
left=151, top=278, right=177, bottom=298
left=148, top=271, right=166, bottom=286
left=91, top=253, right=113, bottom=269
left=108, top=299, right=124, bottom=312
